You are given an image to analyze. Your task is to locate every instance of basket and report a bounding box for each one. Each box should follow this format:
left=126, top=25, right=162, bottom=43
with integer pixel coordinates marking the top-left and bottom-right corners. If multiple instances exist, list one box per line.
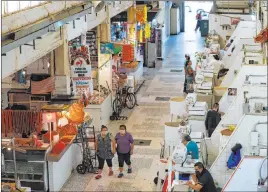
left=220, top=129, right=233, bottom=136
left=118, top=78, right=127, bottom=88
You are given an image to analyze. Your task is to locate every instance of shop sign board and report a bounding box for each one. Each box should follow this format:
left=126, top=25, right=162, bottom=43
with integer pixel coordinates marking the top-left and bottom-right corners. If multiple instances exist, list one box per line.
left=100, top=43, right=115, bottom=54
left=69, top=43, right=93, bottom=96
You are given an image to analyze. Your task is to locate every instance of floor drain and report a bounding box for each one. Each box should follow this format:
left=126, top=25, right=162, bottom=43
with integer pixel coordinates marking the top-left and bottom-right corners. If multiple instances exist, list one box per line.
left=155, top=97, right=170, bottom=101
left=134, top=139, right=152, bottom=146
left=170, top=70, right=183, bottom=73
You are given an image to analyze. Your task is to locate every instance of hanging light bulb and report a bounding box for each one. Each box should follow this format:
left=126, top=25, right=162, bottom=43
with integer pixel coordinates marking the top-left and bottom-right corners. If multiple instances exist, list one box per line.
left=58, top=116, right=69, bottom=127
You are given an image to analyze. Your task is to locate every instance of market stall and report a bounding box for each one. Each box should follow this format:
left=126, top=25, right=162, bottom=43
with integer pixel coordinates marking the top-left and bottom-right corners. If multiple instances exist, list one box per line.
left=1, top=110, right=50, bottom=191
left=1, top=98, right=93, bottom=192
left=41, top=102, right=93, bottom=192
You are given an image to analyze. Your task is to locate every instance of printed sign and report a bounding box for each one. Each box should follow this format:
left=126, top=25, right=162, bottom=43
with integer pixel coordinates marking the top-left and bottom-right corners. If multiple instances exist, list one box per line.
left=69, top=42, right=93, bottom=96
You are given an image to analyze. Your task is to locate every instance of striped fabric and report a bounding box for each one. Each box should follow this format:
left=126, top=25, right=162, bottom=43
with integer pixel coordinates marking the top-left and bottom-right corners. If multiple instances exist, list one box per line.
left=31, top=76, right=55, bottom=94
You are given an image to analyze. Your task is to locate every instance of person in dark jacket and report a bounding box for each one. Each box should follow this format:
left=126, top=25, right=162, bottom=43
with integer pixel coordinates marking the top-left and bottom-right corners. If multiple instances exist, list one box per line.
left=205, top=103, right=222, bottom=137
left=186, top=162, right=217, bottom=192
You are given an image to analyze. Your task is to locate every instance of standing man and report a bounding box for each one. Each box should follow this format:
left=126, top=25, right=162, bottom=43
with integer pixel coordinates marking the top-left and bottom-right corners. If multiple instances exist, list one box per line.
left=195, top=12, right=202, bottom=31
left=205, top=103, right=222, bottom=137
left=182, top=134, right=199, bottom=160
left=186, top=162, right=217, bottom=192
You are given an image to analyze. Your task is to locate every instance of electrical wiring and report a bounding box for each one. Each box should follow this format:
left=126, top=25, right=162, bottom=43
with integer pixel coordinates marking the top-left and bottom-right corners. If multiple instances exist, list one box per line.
left=259, top=157, right=268, bottom=184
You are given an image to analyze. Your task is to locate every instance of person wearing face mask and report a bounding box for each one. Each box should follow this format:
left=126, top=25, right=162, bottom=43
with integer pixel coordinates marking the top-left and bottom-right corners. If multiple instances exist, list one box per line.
left=182, top=134, right=199, bottom=160
left=115, top=125, right=134, bottom=178
left=95, top=125, right=116, bottom=179
left=205, top=103, right=222, bottom=137
left=186, top=162, right=217, bottom=192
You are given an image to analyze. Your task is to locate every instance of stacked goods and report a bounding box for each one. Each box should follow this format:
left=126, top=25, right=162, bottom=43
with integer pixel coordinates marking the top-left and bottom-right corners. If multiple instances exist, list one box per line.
left=118, top=73, right=127, bottom=88
left=121, top=61, right=139, bottom=69
left=60, top=135, right=74, bottom=144
left=51, top=141, right=66, bottom=155
left=112, top=71, right=119, bottom=92
left=57, top=124, right=77, bottom=137
left=122, top=44, right=134, bottom=62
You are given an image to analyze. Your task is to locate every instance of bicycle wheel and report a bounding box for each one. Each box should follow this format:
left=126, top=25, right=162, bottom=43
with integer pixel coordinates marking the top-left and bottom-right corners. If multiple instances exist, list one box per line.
left=113, top=98, right=122, bottom=115
left=125, top=93, right=136, bottom=109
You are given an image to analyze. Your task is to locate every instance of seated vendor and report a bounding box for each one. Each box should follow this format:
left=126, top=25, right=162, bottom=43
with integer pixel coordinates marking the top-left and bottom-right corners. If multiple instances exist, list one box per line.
left=182, top=134, right=199, bottom=160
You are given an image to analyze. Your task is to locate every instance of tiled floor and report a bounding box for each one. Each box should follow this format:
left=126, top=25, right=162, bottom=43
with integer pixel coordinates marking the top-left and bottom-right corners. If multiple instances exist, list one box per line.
left=61, top=31, right=204, bottom=191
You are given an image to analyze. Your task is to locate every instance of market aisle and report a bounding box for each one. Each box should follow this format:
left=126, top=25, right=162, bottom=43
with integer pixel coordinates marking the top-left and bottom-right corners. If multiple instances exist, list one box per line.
left=61, top=31, right=204, bottom=191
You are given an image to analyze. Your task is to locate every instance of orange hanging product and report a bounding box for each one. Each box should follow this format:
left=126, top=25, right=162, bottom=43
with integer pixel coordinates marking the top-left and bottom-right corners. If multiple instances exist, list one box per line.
left=136, top=5, right=147, bottom=24
left=67, top=103, right=85, bottom=124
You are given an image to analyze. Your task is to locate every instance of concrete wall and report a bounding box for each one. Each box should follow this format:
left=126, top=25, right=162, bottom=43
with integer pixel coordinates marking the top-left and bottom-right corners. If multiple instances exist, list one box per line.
left=1, top=1, right=134, bottom=80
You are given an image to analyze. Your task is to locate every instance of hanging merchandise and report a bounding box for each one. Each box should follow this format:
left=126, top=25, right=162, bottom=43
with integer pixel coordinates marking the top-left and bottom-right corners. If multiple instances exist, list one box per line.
left=100, top=43, right=115, bottom=54
left=86, top=30, right=98, bottom=67
left=145, top=23, right=151, bottom=39
left=67, top=102, right=85, bottom=124
left=136, top=5, right=147, bottom=24
left=128, top=24, right=136, bottom=41
left=128, top=7, right=136, bottom=23
left=150, top=28, right=156, bottom=43
left=122, top=44, right=134, bottom=62
left=113, top=44, right=123, bottom=55
left=1, top=110, right=43, bottom=137
left=139, top=29, right=143, bottom=42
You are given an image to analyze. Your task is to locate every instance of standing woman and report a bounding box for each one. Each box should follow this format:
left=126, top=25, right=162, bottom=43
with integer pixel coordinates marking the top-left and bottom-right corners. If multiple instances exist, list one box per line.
left=186, top=60, right=195, bottom=92
left=184, top=55, right=191, bottom=93
left=115, top=125, right=134, bottom=178
left=95, top=125, right=116, bottom=179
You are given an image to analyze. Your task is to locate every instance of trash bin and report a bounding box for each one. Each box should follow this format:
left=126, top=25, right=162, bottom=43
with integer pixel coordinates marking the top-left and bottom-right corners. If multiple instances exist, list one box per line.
left=200, top=19, right=209, bottom=37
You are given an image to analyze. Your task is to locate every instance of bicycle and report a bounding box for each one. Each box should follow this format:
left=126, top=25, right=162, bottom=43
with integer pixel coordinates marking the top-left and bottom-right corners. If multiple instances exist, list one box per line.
left=112, top=86, right=137, bottom=116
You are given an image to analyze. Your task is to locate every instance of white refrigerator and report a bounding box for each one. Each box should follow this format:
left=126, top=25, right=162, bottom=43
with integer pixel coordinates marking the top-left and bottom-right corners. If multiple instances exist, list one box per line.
left=170, top=7, right=180, bottom=35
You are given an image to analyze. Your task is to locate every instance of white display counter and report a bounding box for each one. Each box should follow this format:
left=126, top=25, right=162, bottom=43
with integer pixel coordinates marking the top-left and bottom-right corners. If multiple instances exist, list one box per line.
left=221, top=21, right=258, bottom=68
left=84, top=93, right=112, bottom=131
left=222, top=156, right=267, bottom=191
left=209, top=14, right=253, bottom=47
left=47, top=144, right=82, bottom=192
left=220, top=40, right=262, bottom=87
left=210, top=114, right=267, bottom=188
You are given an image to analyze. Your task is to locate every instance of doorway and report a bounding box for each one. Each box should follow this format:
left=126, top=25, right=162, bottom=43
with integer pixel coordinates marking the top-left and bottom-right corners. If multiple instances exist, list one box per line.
left=184, top=1, right=213, bottom=32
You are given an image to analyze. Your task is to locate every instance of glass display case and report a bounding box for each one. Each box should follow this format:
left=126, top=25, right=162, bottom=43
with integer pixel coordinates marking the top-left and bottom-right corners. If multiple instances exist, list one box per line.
left=1, top=148, right=48, bottom=191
